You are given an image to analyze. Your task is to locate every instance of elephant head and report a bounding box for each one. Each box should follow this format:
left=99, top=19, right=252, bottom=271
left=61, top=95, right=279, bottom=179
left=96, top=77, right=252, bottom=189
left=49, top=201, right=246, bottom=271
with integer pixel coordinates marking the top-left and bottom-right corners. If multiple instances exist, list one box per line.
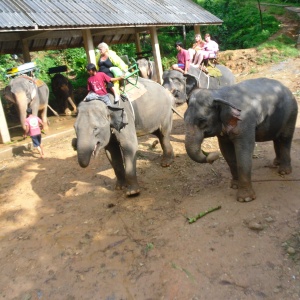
left=162, top=70, right=189, bottom=105
left=51, top=73, right=77, bottom=115
left=73, top=100, right=128, bottom=168
left=3, top=76, right=39, bottom=130
left=184, top=89, right=241, bottom=164
left=137, top=58, right=157, bottom=82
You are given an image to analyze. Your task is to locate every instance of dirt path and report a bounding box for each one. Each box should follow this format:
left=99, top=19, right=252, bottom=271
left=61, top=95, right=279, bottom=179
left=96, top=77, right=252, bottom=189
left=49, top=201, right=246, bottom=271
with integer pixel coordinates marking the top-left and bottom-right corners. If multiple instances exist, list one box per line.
left=0, top=56, right=300, bottom=300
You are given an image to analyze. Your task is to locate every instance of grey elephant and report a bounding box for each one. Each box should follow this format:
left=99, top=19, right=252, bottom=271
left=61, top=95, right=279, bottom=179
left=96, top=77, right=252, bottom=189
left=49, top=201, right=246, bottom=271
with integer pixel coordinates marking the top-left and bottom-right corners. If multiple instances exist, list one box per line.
left=51, top=73, right=77, bottom=115
left=72, top=77, right=174, bottom=196
left=137, top=58, right=157, bottom=82
left=162, top=65, right=236, bottom=105
left=184, top=78, right=298, bottom=202
left=3, top=75, right=50, bottom=131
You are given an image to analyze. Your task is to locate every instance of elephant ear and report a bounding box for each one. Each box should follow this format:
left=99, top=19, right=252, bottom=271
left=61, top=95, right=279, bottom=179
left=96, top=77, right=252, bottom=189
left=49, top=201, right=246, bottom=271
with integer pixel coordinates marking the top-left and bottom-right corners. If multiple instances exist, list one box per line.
left=108, top=105, right=128, bottom=132
left=184, top=74, right=198, bottom=96
left=213, top=98, right=242, bottom=134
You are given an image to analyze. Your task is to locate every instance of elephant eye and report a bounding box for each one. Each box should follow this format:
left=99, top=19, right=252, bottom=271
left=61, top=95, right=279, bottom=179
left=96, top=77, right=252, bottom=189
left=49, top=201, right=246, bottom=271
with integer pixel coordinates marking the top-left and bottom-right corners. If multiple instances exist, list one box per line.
left=197, top=117, right=207, bottom=127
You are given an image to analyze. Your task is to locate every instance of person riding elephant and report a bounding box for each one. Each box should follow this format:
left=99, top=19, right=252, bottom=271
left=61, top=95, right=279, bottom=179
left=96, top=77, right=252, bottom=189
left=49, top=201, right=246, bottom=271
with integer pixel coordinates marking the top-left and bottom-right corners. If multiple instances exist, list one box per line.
left=95, top=42, right=128, bottom=103
left=72, top=77, right=175, bottom=196
left=3, top=75, right=50, bottom=131
left=184, top=78, right=298, bottom=202
left=162, top=64, right=235, bottom=105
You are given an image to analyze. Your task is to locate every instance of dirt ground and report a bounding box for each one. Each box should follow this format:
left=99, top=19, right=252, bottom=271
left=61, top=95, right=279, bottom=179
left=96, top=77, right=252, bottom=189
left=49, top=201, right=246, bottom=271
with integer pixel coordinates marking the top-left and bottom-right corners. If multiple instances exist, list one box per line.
left=1, top=15, right=300, bottom=300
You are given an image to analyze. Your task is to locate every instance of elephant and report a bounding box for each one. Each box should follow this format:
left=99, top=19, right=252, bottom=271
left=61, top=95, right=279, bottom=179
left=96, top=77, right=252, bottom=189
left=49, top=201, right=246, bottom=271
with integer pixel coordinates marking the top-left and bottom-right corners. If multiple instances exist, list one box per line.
left=72, top=77, right=175, bottom=196
left=3, top=75, right=50, bottom=131
left=51, top=73, right=77, bottom=115
left=137, top=58, right=157, bottom=82
left=184, top=78, right=298, bottom=202
left=162, top=64, right=236, bottom=105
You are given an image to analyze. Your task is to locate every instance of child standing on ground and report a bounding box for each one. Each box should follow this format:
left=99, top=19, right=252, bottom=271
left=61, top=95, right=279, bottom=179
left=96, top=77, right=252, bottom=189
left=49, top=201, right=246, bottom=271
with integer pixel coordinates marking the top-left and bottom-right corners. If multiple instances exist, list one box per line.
left=24, top=107, right=44, bottom=158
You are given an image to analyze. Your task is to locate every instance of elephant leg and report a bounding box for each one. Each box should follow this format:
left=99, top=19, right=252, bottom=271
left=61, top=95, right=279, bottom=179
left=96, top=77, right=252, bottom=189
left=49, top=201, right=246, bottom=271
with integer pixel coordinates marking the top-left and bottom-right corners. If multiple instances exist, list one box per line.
left=273, top=137, right=292, bottom=175
left=219, top=137, right=256, bottom=202
left=218, top=137, right=238, bottom=188
left=105, top=140, right=126, bottom=190
left=153, top=129, right=174, bottom=167
left=40, top=107, right=49, bottom=131
left=105, top=135, right=140, bottom=196
left=234, top=139, right=256, bottom=202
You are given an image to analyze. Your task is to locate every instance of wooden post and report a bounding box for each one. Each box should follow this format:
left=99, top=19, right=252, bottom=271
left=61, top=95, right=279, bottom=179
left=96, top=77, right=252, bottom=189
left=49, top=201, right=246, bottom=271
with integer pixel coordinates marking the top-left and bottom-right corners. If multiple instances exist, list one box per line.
left=82, top=29, right=96, bottom=65
left=135, top=32, right=142, bottom=55
left=0, top=98, right=11, bottom=144
left=21, top=39, right=31, bottom=62
left=149, top=27, right=163, bottom=84
left=194, top=25, right=201, bottom=36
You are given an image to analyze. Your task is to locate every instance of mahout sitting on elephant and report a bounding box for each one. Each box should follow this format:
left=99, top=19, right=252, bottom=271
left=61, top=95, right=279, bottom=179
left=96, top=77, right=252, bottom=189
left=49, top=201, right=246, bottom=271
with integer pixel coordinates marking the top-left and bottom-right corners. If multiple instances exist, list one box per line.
left=51, top=73, right=77, bottom=115
left=184, top=78, right=298, bottom=202
left=72, top=77, right=175, bottom=196
left=3, top=75, right=50, bottom=131
left=162, top=64, right=235, bottom=105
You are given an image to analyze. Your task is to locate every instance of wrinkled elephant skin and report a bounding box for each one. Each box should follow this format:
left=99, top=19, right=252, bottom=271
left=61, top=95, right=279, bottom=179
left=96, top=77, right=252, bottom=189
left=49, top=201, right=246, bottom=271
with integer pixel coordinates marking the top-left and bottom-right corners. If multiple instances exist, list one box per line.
left=3, top=76, right=49, bottom=131
left=162, top=65, right=235, bottom=105
left=184, top=78, right=298, bottom=202
left=51, top=74, right=77, bottom=115
left=73, top=77, right=174, bottom=196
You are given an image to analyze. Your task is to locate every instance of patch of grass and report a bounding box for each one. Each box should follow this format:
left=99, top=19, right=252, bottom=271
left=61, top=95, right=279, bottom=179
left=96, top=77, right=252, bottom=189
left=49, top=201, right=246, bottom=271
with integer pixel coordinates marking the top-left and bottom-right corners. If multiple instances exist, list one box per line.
left=145, top=243, right=154, bottom=251
left=256, top=54, right=271, bottom=65
left=259, top=35, right=298, bottom=52
left=249, top=67, right=258, bottom=74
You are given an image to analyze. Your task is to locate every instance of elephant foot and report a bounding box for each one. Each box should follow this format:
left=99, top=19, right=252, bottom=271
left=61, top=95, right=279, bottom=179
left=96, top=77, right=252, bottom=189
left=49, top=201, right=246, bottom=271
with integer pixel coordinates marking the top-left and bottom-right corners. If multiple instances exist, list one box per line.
left=115, top=181, right=140, bottom=196
left=126, top=188, right=141, bottom=196
left=237, top=187, right=256, bottom=203
left=115, top=180, right=127, bottom=191
left=278, top=165, right=292, bottom=175
left=160, top=155, right=174, bottom=167
left=230, top=179, right=238, bottom=190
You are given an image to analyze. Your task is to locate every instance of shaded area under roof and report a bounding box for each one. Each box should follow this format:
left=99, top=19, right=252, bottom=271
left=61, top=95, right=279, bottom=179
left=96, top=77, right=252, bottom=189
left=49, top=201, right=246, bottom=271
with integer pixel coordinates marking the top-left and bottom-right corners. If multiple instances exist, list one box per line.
left=0, top=0, right=223, bottom=54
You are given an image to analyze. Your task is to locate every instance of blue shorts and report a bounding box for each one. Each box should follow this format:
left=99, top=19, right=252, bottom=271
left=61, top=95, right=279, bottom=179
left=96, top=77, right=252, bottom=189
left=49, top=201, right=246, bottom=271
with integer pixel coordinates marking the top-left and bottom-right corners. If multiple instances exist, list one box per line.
left=178, top=63, right=185, bottom=69
left=31, top=134, right=42, bottom=147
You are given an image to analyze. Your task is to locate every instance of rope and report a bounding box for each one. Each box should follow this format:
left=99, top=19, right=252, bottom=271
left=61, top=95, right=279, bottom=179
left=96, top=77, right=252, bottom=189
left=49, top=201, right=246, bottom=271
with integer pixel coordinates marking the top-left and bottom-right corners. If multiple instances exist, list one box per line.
left=197, top=66, right=210, bottom=89
left=121, top=92, right=135, bottom=122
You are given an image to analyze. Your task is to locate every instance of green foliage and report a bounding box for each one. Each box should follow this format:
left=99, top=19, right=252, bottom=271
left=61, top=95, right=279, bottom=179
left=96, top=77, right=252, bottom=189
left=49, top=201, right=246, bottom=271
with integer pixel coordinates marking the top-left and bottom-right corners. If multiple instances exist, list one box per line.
left=194, top=0, right=281, bottom=50
left=0, top=55, right=17, bottom=86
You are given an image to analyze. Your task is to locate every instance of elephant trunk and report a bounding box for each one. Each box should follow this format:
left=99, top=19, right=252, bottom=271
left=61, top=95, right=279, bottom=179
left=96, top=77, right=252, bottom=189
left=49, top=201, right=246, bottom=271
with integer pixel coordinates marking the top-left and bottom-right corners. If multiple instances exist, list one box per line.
left=15, top=92, right=29, bottom=131
left=185, top=124, right=219, bottom=164
left=75, top=138, right=94, bottom=168
left=139, top=67, right=148, bottom=79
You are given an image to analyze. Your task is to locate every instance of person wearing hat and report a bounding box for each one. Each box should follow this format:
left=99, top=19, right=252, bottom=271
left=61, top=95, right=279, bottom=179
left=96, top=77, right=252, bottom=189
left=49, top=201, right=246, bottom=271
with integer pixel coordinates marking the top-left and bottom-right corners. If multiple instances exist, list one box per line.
left=24, top=107, right=45, bottom=158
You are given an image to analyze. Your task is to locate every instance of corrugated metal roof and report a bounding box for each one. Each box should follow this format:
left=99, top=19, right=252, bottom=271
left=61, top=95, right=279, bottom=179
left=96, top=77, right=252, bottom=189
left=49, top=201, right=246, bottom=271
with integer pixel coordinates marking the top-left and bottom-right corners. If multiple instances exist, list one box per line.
left=0, top=0, right=223, bottom=54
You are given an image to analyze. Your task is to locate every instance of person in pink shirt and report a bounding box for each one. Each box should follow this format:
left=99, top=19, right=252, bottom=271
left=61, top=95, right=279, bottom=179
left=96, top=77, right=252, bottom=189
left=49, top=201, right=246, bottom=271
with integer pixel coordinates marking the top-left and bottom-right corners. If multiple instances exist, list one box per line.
left=171, top=41, right=190, bottom=74
left=24, top=107, right=44, bottom=158
left=202, top=33, right=219, bottom=61
left=84, top=63, right=124, bottom=105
